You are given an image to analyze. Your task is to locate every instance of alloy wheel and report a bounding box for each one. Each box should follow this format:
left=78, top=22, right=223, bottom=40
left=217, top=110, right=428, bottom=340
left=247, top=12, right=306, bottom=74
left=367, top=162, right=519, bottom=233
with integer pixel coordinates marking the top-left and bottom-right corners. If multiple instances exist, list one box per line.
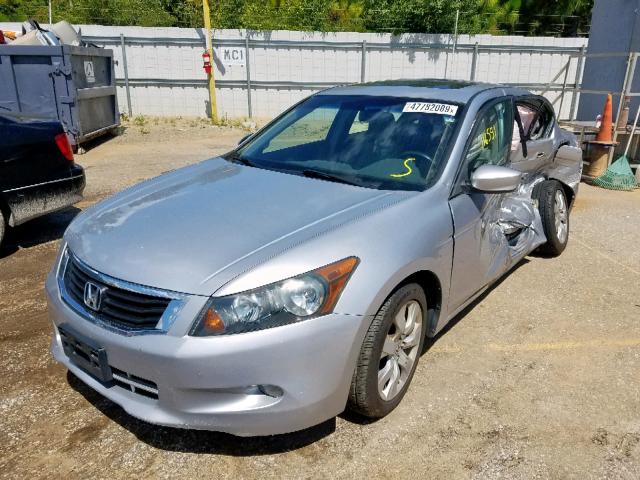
left=554, top=190, right=568, bottom=244
left=378, top=300, right=423, bottom=401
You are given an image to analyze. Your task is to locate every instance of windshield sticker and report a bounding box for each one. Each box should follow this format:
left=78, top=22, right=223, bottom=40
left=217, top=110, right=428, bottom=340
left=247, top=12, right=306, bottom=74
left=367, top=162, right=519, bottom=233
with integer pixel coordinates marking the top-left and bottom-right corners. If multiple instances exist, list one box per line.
left=390, top=157, right=415, bottom=178
left=403, top=102, right=458, bottom=116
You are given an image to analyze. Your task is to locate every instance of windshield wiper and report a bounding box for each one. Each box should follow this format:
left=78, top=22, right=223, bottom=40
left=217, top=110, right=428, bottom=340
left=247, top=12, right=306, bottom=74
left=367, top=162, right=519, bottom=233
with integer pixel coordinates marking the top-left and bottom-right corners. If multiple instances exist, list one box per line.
left=301, top=169, right=361, bottom=187
left=226, top=152, right=256, bottom=167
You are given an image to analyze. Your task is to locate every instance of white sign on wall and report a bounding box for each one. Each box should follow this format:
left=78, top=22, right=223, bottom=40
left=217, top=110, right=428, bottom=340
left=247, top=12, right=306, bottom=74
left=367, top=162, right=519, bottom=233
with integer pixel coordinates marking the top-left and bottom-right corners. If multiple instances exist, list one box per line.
left=84, top=61, right=95, bottom=83
left=216, top=47, right=245, bottom=66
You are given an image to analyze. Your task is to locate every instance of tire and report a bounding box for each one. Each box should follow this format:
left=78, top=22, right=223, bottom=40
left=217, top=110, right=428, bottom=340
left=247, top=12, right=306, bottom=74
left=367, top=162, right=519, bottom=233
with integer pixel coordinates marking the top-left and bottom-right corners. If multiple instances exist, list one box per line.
left=534, top=180, right=569, bottom=256
left=348, top=283, right=427, bottom=418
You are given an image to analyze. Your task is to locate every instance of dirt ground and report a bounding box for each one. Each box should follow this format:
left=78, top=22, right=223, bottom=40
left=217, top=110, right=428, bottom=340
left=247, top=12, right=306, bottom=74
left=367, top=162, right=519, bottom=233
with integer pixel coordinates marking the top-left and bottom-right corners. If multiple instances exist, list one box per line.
left=1, top=120, right=639, bottom=479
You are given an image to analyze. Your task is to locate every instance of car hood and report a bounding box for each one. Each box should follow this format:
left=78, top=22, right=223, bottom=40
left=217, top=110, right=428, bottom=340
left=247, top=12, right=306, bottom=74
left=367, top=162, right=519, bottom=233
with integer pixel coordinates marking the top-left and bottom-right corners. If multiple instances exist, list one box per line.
left=65, top=157, right=402, bottom=296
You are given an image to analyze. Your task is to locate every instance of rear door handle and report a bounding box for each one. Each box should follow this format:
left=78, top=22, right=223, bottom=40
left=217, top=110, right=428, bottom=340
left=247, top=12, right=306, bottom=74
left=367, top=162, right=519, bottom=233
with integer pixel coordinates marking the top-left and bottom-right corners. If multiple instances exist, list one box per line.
left=536, top=152, right=546, bottom=158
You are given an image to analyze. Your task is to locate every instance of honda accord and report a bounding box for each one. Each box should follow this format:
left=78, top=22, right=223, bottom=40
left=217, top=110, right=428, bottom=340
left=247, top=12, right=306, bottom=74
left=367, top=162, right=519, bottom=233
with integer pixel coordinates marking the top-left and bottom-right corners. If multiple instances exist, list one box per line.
left=46, top=80, right=582, bottom=436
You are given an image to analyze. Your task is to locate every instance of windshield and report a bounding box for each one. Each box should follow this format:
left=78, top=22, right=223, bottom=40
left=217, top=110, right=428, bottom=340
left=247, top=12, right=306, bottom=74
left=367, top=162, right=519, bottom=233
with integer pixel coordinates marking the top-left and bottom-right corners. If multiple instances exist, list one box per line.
left=234, top=95, right=461, bottom=191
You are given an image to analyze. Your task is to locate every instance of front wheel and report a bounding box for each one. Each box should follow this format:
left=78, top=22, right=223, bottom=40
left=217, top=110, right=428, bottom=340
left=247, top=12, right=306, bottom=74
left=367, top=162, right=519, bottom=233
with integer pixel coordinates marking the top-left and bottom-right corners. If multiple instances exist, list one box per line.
left=348, top=283, right=427, bottom=418
left=534, top=180, right=569, bottom=256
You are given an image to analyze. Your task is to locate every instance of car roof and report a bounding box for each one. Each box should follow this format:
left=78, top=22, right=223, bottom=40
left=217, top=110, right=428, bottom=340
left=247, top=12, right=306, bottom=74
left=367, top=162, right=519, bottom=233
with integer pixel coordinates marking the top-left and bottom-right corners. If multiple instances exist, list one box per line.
left=317, top=79, right=523, bottom=104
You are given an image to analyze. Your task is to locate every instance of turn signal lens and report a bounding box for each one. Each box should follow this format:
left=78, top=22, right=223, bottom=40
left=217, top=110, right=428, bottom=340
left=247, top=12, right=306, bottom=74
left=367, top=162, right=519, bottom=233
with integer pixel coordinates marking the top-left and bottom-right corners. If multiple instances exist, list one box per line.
left=316, top=256, right=359, bottom=315
left=202, top=308, right=225, bottom=333
left=191, top=257, right=359, bottom=336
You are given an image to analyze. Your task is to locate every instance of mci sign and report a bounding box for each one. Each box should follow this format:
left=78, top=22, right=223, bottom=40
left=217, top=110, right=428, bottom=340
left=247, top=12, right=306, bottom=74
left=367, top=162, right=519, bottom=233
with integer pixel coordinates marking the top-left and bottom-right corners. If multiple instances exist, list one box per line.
left=216, top=47, right=245, bottom=67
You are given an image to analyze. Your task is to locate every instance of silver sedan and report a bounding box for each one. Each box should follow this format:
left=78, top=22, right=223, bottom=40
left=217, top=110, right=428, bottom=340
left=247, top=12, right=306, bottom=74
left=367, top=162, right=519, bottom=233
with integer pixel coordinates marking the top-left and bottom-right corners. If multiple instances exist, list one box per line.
left=46, top=80, right=582, bottom=436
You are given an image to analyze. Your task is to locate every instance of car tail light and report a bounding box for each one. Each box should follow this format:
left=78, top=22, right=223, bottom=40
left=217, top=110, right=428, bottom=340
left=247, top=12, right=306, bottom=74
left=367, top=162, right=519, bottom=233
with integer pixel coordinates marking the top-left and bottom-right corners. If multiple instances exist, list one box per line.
left=55, top=133, right=74, bottom=162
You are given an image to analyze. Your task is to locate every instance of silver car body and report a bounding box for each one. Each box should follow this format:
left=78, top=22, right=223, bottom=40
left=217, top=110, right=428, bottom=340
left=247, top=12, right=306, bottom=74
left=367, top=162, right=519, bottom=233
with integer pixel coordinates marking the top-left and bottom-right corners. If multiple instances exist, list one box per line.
left=46, top=81, right=582, bottom=436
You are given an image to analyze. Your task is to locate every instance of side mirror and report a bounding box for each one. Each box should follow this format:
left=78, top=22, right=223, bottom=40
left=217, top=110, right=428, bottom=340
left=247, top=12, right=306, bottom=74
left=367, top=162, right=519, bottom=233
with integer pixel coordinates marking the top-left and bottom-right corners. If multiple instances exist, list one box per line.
left=471, top=165, right=521, bottom=193
left=238, top=133, right=252, bottom=145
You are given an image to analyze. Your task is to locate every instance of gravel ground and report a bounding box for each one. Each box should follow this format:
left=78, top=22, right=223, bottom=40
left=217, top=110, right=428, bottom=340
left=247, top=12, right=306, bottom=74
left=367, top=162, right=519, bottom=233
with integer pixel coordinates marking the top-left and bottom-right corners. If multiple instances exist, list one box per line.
left=1, top=121, right=639, bottom=479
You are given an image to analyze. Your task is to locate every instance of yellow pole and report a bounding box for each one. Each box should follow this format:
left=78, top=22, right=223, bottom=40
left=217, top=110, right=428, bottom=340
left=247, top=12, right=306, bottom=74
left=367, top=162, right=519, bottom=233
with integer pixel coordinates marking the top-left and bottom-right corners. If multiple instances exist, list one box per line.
left=203, top=0, right=218, bottom=123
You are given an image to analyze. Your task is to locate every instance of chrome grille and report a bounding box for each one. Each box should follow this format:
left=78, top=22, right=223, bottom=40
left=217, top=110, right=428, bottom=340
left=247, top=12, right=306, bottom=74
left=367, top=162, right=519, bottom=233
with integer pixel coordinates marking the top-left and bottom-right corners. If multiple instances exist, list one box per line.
left=62, top=253, right=172, bottom=330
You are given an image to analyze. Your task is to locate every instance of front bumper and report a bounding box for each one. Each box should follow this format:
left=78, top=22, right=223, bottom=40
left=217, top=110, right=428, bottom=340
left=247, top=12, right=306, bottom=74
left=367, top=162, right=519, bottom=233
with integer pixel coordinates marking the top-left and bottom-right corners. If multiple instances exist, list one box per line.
left=46, top=272, right=366, bottom=436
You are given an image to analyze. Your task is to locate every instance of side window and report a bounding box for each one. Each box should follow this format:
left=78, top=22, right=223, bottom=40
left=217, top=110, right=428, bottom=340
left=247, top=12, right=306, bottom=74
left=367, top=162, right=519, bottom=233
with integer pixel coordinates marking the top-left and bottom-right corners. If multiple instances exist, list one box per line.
left=512, top=103, right=537, bottom=151
left=528, top=104, right=554, bottom=140
left=514, top=101, right=553, bottom=144
left=264, top=106, right=339, bottom=153
left=461, top=100, right=513, bottom=180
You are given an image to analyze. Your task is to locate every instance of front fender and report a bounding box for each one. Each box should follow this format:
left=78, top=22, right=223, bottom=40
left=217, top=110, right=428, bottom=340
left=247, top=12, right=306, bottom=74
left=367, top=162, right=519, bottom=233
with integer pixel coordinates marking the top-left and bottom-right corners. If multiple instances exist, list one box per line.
left=215, top=189, right=454, bottom=318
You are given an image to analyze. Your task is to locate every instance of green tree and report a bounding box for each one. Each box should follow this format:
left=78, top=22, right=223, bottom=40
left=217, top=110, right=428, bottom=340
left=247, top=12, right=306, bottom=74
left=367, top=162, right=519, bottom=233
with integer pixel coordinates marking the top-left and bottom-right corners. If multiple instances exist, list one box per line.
left=517, top=0, right=593, bottom=36
left=0, top=0, right=49, bottom=22
left=473, top=0, right=520, bottom=34
left=55, top=0, right=176, bottom=27
left=0, top=0, right=594, bottom=36
left=328, top=0, right=365, bottom=31
left=161, top=0, right=203, bottom=27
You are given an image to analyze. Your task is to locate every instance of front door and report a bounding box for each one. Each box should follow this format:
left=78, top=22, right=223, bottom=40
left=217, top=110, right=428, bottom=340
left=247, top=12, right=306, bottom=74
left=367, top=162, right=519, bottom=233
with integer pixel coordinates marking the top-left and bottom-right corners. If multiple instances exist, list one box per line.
left=447, top=98, right=515, bottom=313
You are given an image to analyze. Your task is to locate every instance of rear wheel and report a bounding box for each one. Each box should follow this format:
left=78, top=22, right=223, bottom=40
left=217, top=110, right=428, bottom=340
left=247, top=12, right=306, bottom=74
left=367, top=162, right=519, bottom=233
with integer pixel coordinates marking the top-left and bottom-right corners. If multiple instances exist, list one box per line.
left=348, top=283, right=427, bottom=418
left=534, top=180, right=569, bottom=256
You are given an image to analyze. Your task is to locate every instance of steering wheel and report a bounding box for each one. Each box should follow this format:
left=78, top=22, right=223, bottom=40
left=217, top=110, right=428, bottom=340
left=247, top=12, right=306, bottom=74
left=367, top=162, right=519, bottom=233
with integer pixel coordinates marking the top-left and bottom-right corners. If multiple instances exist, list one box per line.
left=398, top=151, right=433, bottom=176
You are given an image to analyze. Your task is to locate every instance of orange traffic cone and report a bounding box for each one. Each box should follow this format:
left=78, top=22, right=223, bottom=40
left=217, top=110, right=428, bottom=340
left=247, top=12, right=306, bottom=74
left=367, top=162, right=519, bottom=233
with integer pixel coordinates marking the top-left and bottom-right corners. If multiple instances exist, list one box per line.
left=595, top=94, right=613, bottom=142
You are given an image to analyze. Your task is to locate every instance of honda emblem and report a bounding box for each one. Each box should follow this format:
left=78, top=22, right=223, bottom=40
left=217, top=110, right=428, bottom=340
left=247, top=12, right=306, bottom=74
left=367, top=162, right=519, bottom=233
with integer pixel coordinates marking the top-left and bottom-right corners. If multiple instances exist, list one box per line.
left=83, top=282, right=105, bottom=311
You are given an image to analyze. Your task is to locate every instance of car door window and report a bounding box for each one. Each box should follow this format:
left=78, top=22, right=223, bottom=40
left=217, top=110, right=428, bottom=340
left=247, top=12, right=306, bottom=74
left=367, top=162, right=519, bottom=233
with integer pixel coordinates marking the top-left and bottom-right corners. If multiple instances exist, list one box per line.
left=511, top=99, right=556, bottom=164
left=460, top=99, right=513, bottom=183
left=512, top=103, right=537, bottom=151
left=518, top=104, right=537, bottom=134
left=528, top=103, right=554, bottom=140
left=513, top=100, right=554, bottom=144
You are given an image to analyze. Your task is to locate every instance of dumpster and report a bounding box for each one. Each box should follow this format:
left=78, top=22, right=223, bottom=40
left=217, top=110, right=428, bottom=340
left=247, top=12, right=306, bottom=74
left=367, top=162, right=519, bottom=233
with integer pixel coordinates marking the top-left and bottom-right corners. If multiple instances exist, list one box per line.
left=0, top=44, right=119, bottom=148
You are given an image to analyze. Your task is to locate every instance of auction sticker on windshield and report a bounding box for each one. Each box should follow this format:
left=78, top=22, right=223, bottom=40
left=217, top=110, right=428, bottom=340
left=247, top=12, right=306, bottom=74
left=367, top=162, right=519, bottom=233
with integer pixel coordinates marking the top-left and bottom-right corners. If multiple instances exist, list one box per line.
left=403, top=102, right=458, bottom=116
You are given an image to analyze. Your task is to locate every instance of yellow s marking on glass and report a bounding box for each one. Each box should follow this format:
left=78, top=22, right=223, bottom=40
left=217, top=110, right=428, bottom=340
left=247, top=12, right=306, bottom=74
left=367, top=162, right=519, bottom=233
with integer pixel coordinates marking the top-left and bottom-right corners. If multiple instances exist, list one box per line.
left=390, top=157, right=416, bottom=178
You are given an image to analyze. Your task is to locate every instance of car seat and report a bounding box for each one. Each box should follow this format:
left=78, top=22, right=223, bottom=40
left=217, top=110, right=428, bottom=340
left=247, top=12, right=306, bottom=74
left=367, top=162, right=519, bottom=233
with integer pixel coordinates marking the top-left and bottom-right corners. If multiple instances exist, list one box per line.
left=351, top=111, right=396, bottom=169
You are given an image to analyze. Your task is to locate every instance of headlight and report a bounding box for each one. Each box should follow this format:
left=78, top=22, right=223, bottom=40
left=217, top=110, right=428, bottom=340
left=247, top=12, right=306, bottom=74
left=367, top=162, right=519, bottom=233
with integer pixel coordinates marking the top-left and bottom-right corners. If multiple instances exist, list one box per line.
left=190, top=257, right=359, bottom=336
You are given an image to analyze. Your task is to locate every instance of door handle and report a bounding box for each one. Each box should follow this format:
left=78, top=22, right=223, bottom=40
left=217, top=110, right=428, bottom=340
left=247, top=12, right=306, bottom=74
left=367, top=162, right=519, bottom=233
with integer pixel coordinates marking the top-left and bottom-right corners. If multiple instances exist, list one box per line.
left=536, top=152, right=545, bottom=158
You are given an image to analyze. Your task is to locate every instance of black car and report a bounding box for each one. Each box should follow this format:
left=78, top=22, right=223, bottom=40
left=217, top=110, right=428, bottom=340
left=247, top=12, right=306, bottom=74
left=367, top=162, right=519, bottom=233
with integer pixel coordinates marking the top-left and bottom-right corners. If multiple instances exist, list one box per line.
left=0, top=112, right=85, bottom=246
